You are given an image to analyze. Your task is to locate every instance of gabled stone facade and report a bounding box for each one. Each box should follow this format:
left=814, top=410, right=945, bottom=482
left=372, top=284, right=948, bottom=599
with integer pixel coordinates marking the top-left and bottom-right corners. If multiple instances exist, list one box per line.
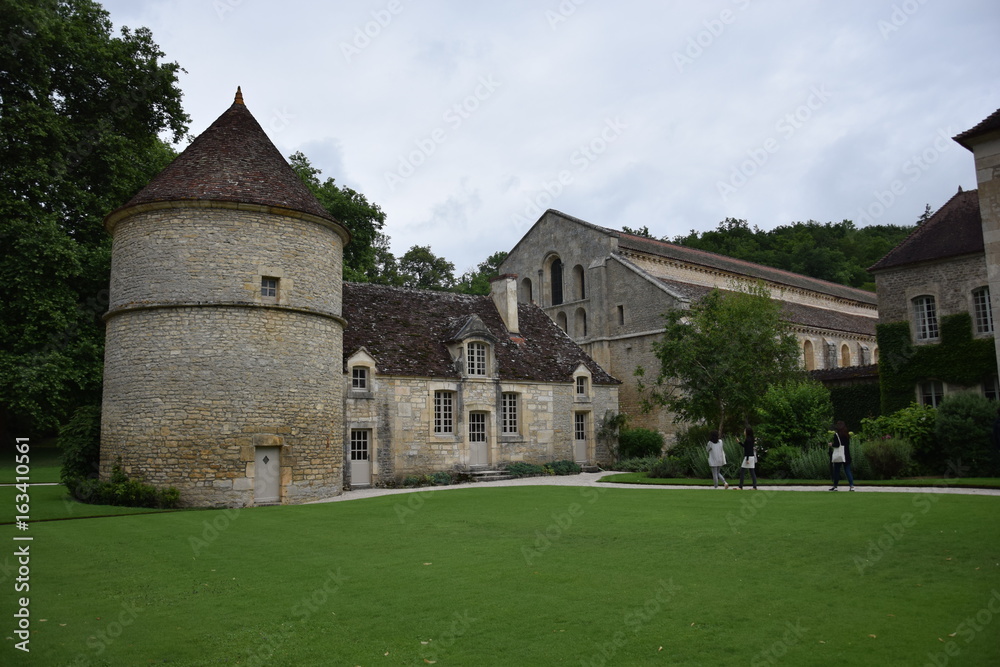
left=341, top=278, right=619, bottom=486
left=501, top=210, right=880, bottom=437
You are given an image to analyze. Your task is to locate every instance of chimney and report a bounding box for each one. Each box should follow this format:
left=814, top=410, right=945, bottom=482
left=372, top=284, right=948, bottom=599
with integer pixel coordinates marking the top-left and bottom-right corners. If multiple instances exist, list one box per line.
left=490, top=274, right=519, bottom=334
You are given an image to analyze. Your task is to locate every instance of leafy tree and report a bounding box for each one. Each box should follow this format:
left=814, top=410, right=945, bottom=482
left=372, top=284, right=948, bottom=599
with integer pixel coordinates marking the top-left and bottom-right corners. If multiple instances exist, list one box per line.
left=637, top=281, right=803, bottom=434
left=455, top=251, right=508, bottom=295
left=754, top=380, right=833, bottom=450
left=288, top=152, right=388, bottom=282
left=621, top=225, right=654, bottom=238
left=0, top=0, right=188, bottom=437
left=398, top=245, right=456, bottom=291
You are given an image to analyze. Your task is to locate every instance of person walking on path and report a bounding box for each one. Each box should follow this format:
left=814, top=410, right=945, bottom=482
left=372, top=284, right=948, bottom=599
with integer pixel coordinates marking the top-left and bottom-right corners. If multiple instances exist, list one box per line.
left=738, top=426, right=757, bottom=490
left=829, top=420, right=856, bottom=492
left=706, top=430, right=729, bottom=489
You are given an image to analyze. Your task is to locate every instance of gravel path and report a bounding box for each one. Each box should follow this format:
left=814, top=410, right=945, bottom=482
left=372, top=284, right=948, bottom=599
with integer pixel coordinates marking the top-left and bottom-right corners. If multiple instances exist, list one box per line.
left=310, top=472, right=1000, bottom=504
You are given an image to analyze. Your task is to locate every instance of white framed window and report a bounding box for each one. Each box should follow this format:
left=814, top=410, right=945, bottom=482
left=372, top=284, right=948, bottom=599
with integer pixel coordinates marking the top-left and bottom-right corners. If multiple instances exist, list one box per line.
left=434, top=391, right=454, bottom=434
left=973, top=287, right=994, bottom=335
left=261, top=276, right=278, bottom=299
left=467, top=342, right=487, bottom=376
left=920, top=381, right=944, bottom=407
left=575, top=412, right=586, bottom=442
left=350, top=430, right=370, bottom=461
left=913, top=295, right=939, bottom=341
left=576, top=376, right=588, bottom=396
left=351, top=367, right=368, bottom=390
left=469, top=412, right=487, bottom=442
left=501, top=393, right=518, bottom=434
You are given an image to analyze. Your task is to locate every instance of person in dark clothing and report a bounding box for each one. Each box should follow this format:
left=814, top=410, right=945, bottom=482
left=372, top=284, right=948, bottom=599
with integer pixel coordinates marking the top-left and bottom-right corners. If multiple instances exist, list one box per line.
left=829, top=420, right=855, bottom=491
left=738, top=426, right=757, bottom=490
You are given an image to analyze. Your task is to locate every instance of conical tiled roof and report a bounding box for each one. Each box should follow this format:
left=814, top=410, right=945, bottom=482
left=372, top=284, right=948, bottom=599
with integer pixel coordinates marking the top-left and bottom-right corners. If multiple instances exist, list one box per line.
left=867, top=188, right=983, bottom=272
left=111, top=88, right=338, bottom=224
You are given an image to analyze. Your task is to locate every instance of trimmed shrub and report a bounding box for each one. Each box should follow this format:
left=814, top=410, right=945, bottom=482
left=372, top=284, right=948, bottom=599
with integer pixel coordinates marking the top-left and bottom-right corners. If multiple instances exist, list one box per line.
left=607, top=456, right=660, bottom=473
left=549, top=460, right=582, bottom=475
left=429, top=471, right=452, bottom=485
left=862, top=437, right=913, bottom=480
left=757, top=445, right=798, bottom=478
left=647, top=457, right=686, bottom=479
left=618, top=428, right=665, bottom=459
left=755, top=380, right=833, bottom=450
left=505, top=462, right=546, bottom=478
left=66, top=461, right=180, bottom=509
left=935, top=392, right=998, bottom=476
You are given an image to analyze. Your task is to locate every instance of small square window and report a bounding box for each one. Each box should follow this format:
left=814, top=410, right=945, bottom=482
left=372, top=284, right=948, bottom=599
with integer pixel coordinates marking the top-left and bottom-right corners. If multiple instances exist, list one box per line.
left=920, top=380, right=944, bottom=407
left=261, top=277, right=278, bottom=298
left=352, top=367, right=368, bottom=390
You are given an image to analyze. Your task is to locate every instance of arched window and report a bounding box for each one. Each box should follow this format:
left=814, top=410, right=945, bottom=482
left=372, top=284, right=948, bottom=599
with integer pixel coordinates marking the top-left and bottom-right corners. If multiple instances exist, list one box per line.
left=912, top=295, right=939, bottom=340
left=551, top=258, right=563, bottom=306
left=556, top=312, right=568, bottom=332
left=575, top=308, right=587, bottom=338
left=572, top=264, right=586, bottom=300
left=803, top=340, right=815, bottom=371
left=520, top=277, right=533, bottom=304
left=840, top=344, right=851, bottom=367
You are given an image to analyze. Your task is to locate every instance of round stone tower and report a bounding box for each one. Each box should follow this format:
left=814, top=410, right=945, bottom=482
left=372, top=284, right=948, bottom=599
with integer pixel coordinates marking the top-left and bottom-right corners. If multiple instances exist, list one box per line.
left=101, top=89, right=350, bottom=507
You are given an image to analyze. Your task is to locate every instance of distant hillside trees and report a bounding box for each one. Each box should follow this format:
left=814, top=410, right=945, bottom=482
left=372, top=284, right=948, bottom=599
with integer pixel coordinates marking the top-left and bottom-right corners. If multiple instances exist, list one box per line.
left=667, top=218, right=914, bottom=291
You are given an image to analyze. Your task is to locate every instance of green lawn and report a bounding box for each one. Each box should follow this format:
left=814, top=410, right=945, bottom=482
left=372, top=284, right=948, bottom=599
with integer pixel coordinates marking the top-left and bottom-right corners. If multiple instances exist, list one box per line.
left=2, top=486, right=998, bottom=666
left=603, top=472, right=1000, bottom=488
left=0, top=446, right=62, bottom=484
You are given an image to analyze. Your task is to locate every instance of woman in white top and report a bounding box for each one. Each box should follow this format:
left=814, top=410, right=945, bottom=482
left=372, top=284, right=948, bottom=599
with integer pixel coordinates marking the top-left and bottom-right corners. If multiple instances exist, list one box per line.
left=706, top=430, right=729, bottom=489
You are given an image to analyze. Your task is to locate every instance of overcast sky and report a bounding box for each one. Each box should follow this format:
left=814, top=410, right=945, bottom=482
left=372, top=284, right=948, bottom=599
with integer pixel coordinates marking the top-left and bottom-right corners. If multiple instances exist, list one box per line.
left=100, top=0, right=1000, bottom=275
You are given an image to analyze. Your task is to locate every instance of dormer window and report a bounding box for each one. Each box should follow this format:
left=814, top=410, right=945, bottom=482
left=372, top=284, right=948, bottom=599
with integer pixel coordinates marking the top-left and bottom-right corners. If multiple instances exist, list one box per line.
left=352, top=367, right=368, bottom=390
left=467, top=342, right=487, bottom=376
left=576, top=376, right=588, bottom=396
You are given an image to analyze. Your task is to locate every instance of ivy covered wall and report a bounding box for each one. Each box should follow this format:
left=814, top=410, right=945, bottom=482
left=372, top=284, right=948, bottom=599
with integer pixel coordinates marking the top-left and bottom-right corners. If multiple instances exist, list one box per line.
left=876, top=313, right=998, bottom=414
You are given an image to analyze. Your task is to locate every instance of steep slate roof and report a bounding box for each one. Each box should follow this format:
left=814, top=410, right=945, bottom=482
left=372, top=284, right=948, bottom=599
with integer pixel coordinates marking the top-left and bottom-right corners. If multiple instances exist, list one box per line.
left=342, top=283, right=618, bottom=384
left=615, top=231, right=878, bottom=305
left=656, top=278, right=876, bottom=336
left=954, top=107, right=1000, bottom=149
left=867, top=188, right=983, bottom=272
left=109, top=88, right=338, bottom=225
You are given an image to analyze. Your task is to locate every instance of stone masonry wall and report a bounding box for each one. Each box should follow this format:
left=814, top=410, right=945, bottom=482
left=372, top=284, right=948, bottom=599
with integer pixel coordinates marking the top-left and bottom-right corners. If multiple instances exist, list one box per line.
left=874, top=255, right=990, bottom=329
left=344, top=374, right=618, bottom=483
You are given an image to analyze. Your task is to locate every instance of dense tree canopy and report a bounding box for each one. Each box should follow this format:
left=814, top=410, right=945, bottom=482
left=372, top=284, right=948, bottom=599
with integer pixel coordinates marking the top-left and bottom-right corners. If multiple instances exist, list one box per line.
left=0, top=0, right=188, bottom=436
left=638, top=282, right=803, bottom=434
left=455, top=251, right=508, bottom=295
left=398, top=245, right=456, bottom=291
left=288, top=152, right=389, bottom=283
left=664, top=218, right=913, bottom=291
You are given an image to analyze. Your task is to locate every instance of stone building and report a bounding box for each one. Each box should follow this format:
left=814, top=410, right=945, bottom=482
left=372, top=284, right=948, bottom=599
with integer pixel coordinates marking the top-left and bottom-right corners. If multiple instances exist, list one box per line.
left=867, top=107, right=1000, bottom=411
left=341, top=277, right=618, bottom=486
left=101, top=90, right=351, bottom=507
left=101, top=91, right=619, bottom=506
left=500, top=211, right=880, bottom=436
